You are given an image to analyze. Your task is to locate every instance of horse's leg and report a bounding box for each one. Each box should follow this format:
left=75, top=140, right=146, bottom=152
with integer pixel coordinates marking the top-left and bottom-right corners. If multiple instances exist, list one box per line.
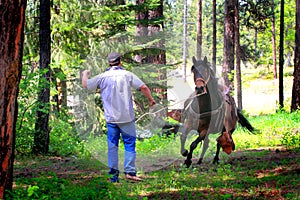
left=213, top=141, right=221, bottom=164
left=213, top=127, right=226, bottom=164
left=197, top=134, right=209, bottom=165
left=184, top=136, right=202, bottom=168
left=179, top=125, right=189, bottom=157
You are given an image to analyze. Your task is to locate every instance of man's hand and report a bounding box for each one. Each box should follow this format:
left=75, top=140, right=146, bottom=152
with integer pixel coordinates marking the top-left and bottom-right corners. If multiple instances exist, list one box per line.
left=149, top=99, right=156, bottom=107
left=82, top=70, right=90, bottom=77
left=82, top=70, right=90, bottom=88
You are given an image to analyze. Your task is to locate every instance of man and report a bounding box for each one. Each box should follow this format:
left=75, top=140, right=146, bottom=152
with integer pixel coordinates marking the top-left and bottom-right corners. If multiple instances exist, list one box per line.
left=82, top=52, right=156, bottom=182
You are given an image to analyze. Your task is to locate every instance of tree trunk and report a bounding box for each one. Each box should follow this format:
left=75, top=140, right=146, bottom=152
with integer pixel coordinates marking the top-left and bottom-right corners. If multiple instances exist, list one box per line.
left=135, top=0, right=148, bottom=63
left=254, top=28, right=257, bottom=57
left=222, top=0, right=235, bottom=91
left=235, top=0, right=242, bottom=110
left=183, top=0, right=188, bottom=82
left=291, top=0, right=300, bottom=111
left=148, top=0, right=167, bottom=101
left=0, top=1, right=26, bottom=198
left=33, top=0, right=51, bottom=154
left=212, top=0, right=217, bottom=72
left=279, top=0, right=284, bottom=109
left=271, top=0, right=277, bottom=79
left=196, top=0, right=202, bottom=60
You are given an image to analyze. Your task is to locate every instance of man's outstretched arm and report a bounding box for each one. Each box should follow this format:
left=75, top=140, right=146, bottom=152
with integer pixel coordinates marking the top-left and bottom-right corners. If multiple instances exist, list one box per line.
left=140, top=84, right=156, bottom=107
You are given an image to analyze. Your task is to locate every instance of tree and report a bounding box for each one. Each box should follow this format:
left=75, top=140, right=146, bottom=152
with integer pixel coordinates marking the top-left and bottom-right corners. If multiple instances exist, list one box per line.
left=291, top=0, right=300, bottom=111
left=0, top=0, right=27, bottom=198
left=135, top=0, right=148, bottom=63
left=235, top=0, right=242, bottom=109
left=196, top=0, right=202, bottom=59
left=33, top=0, right=51, bottom=154
left=212, top=0, right=217, bottom=72
left=183, top=0, right=188, bottom=82
left=239, top=0, right=273, bottom=66
left=279, top=0, right=284, bottom=109
left=222, top=0, right=235, bottom=91
left=271, top=0, right=277, bottom=79
left=147, top=0, right=167, bottom=101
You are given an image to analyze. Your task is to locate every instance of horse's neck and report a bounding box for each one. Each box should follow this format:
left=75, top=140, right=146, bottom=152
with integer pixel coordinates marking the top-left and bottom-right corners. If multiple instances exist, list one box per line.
left=192, top=94, right=211, bottom=113
left=208, top=86, right=222, bottom=109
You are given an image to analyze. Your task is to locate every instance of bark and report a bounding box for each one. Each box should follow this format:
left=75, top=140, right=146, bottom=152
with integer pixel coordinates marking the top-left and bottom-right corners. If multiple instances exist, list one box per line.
left=271, top=0, right=277, bottom=79
left=212, top=0, right=217, bottom=72
left=222, top=0, right=235, bottom=91
left=291, top=0, right=300, bottom=111
left=33, top=0, right=51, bottom=154
left=135, top=0, right=148, bottom=63
left=235, top=0, right=242, bottom=110
left=183, top=0, right=187, bottom=82
left=279, top=0, right=284, bottom=109
left=196, top=0, right=202, bottom=60
left=147, top=0, right=167, bottom=101
left=0, top=0, right=26, bottom=198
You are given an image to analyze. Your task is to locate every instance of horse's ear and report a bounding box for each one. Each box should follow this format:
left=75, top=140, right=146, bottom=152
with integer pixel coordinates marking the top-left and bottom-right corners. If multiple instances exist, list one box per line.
left=204, top=56, right=208, bottom=63
left=192, top=56, right=197, bottom=65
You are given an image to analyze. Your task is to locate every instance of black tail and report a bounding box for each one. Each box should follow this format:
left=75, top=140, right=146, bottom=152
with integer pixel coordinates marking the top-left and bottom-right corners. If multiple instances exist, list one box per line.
left=237, top=109, right=255, bottom=133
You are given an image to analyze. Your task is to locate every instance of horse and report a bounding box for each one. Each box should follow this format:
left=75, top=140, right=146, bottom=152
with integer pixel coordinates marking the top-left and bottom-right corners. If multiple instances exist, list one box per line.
left=178, top=56, right=255, bottom=168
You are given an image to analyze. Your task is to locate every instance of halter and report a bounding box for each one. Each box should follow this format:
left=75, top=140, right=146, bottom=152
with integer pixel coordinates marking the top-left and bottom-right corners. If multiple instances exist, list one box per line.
left=194, top=72, right=211, bottom=96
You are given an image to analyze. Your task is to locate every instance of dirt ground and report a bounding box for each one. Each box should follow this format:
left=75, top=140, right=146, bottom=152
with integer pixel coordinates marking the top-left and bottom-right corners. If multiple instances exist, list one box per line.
left=14, top=147, right=300, bottom=180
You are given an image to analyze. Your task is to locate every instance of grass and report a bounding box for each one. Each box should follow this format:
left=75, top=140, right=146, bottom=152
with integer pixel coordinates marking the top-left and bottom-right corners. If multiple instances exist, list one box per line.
left=9, top=110, right=300, bottom=200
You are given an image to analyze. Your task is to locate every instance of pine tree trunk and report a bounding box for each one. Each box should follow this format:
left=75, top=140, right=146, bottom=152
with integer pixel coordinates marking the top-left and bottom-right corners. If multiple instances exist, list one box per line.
left=291, top=0, right=300, bottom=111
left=148, top=0, right=167, bottom=101
left=196, top=0, right=202, bottom=60
left=222, top=0, right=235, bottom=91
left=0, top=1, right=26, bottom=198
left=271, top=0, right=277, bottom=79
left=183, top=0, right=188, bottom=82
left=279, top=0, right=284, bottom=109
left=212, top=0, right=217, bottom=72
left=33, top=0, right=51, bottom=154
left=235, top=0, right=242, bottom=110
left=135, top=0, right=148, bottom=63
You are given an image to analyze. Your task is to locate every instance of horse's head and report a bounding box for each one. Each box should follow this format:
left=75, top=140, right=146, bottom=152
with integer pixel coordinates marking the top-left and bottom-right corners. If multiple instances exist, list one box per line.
left=216, top=131, right=235, bottom=155
left=191, top=56, right=215, bottom=95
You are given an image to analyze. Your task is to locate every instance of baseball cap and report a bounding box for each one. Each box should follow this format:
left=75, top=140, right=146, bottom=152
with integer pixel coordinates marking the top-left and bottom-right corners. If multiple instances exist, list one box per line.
left=107, top=52, right=121, bottom=64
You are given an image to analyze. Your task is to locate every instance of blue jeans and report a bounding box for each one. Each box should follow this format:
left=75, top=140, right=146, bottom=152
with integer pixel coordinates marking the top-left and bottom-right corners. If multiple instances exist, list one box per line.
left=107, top=121, right=137, bottom=182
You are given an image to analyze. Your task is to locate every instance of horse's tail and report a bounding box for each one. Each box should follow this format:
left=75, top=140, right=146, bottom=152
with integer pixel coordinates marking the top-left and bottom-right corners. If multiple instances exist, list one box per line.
left=237, top=109, right=255, bottom=133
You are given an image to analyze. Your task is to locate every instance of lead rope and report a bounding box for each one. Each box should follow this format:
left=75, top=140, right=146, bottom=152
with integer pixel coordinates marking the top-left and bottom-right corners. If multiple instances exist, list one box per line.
left=135, top=91, right=205, bottom=124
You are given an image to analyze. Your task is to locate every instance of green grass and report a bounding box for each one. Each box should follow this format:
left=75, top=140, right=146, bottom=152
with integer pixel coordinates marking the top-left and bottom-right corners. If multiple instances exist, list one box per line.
left=9, top=110, right=300, bottom=200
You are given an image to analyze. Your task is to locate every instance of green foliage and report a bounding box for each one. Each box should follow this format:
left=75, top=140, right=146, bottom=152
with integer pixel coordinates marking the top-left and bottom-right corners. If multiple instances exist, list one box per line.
left=16, top=64, right=39, bottom=154
left=280, top=111, right=300, bottom=148
left=282, top=130, right=300, bottom=148
left=9, top=173, right=116, bottom=200
left=234, top=110, right=300, bottom=150
left=48, top=116, right=85, bottom=156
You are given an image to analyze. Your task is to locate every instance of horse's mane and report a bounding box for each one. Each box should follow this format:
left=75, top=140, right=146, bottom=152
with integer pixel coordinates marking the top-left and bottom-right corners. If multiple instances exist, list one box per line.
left=204, top=61, right=219, bottom=93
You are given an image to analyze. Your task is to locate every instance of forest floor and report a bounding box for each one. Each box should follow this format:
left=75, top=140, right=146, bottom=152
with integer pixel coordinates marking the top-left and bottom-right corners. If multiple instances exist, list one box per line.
left=13, top=66, right=299, bottom=199
left=14, top=146, right=300, bottom=199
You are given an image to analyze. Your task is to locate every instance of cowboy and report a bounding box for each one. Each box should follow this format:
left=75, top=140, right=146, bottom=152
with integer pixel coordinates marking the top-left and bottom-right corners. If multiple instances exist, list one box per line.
left=82, top=52, right=156, bottom=182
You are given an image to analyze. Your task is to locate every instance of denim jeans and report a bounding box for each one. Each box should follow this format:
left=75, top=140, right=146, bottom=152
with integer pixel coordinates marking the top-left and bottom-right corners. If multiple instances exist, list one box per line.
left=107, top=121, right=137, bottom=181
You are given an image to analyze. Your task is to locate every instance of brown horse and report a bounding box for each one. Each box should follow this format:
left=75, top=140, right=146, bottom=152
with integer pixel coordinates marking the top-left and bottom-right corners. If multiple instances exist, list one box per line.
left=178, top=56, right=255, bottom=167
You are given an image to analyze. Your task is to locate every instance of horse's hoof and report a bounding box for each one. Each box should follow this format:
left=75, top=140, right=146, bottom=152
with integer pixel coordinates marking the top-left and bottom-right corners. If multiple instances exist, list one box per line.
left=184, top=159, right=192, bottom=168
left=213, top=159, right=219, bottom=164
left=181, top=150, right=188, bottom=157
left=197, top=158, right=203, bottom=165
